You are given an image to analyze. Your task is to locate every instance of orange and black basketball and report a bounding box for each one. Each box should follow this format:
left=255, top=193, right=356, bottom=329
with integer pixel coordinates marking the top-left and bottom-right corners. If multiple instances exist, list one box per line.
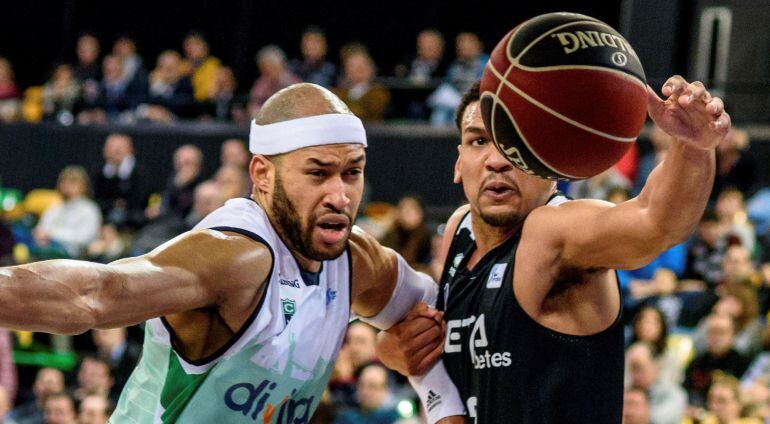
left=480, top=12, right=648, bottom=181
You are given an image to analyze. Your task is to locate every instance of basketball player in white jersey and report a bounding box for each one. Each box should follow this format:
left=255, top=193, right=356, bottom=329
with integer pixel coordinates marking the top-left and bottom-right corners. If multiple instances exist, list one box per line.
left=0, top=83, right=464, bottom=423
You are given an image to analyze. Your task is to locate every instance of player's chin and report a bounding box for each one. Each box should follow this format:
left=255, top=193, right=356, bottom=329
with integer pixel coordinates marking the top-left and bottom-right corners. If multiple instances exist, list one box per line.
left=478, top=205, right=521, bottom=228
left=310, top=226, right=350, bottom=260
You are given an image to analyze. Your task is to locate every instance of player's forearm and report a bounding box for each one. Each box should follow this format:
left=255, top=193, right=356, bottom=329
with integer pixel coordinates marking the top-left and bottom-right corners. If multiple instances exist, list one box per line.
left=0, top=260, right=106, bottom=334
left=639, top=140, right=715, bottom=244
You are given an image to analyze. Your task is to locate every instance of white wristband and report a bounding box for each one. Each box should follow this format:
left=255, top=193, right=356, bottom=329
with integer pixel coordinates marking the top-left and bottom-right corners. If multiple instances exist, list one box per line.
left=409, top=360, right=466, bottom=423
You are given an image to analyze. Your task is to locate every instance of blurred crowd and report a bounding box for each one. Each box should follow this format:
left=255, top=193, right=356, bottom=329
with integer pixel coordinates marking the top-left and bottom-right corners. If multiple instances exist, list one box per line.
left=0, top=68, right=770, bottom=424
left=0, top=27, right=489, bottom=126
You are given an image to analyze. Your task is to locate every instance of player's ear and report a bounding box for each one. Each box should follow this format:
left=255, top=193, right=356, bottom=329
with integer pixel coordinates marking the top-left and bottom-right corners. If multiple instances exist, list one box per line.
left=453, top=147, right=462, bottom=184
left=249, top=155, right=274, bottom=194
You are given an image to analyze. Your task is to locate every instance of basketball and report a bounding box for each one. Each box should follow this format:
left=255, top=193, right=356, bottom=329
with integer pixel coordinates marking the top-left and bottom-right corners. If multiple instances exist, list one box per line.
left=480, top=12, right=648, bottom=181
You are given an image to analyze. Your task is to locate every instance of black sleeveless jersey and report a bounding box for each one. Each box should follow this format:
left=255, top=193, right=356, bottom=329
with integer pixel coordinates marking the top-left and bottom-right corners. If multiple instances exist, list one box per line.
left=437, top=196, right=624, bottom=424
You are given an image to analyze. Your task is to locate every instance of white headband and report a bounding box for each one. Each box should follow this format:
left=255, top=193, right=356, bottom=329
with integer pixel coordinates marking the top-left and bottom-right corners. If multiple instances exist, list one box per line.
left=249, top=114, right=367, bottom=155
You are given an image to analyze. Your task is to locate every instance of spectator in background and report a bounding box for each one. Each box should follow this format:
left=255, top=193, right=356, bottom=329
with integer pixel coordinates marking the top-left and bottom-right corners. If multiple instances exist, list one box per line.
left=692, top=284, right=763, bottom=356
left=92, top=133, right=151, bottom=230
left=716, top=188, right=755, bottom=252
left=181, top=32, right=221, bottom=102
left=335, top=364, right=400, bottom=424
left=12, top=368, right=65, bottom=424
left=568, top=167, right=632, bottom=201
left=0, top=330, right=16, bottom=407
left=618, top=241, right=687, bottom=314
left=85, top=224, right=126, bottom=263
left=623, top=388, right=652, bottom=424
left=721, top=245, right=761, bottom=288
left=111, top=36, right=146, bottom=90
left=627, top=306, right=684, bottom=385
left=42, top=64, right=81, bottom=123
left=201, top=66, right=241, bottom=122
left=381, top=196, right=432, bottom=269
left=290, top=27, right=336, bottom=88
left=78, top=395, right=111, bottom=424
left=138, top=50, right=195, bottom=123
left=427, top=32, right=487, bottom=125
left=248, top=45, right=300, bottom=115
left=73, top=34, right=101, bottom=84
left=214, top=165, right=250, bottom=201
left=334, top=51, right=390, bottom=122
left=78, top=55, right=147, bottom=124
left=220, top=138, right=250, bottom=170
left=185, top=180, right=225, bottom=225
left=92, top=328, right=140, bottom=401
left=330, top=322, right=379, bottom=408
left=700, top=375, right=761, bottom=424
left=33, top=166, right=102, bottom=258
left=146, top=144, right=204, bottom=220
left=625, top=342, right=687, bottom=424
left=685, top=313, right=751, bottom=407
left=0, top=57, right=21, bottom=123
left=42, top=392, right=76, bottom=424
left=395, top=29, right=447, bottom=84
left=71, top=357, right=113, bottom=403
left=714, top=128, right=756, bottom=200
left=685, top=209, right=733, bottom=289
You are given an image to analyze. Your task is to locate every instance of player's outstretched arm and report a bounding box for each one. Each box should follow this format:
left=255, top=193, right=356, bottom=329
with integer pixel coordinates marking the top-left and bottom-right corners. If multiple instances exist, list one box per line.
left=0, top=229, right=271, bottom=335
left=526, top=76, right=729, bottom=272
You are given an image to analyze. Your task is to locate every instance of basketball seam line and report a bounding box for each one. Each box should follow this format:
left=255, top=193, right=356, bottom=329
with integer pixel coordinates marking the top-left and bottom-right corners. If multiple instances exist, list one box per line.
left=512, top=63, right=646, bottom=88
left=490, top=63, right=570, bottom=179
left=487, top=62, right=638, bottom=143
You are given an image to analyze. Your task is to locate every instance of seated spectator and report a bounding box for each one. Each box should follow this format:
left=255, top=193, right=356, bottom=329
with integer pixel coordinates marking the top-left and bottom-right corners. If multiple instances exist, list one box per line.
left=568, top=167, right=632, bottom=201
left=290, top=26, right=336, bottom=88
left=335, top=364, right=400, bottom=424
left=628, top=305, right=685, bottom=385
left=12, top=368, right=65, bottom=424
left=716, top=188, right=755, bottom=252
left=709, top=284, right=763, bottom=355
left=333, top=51, right=390, bottom=122
left=248, top=45, right=300, bottom=115
left=73, top=34, right=101, bottom=85
left=92, top=133, right=151, bottom=230
left=685, top=209, right=734, bottom=289
left=200, top=66, right=241, bottom=122
left=395, top=29, right=447, bottom=84
left=42, top=392, right=76, bottom=424
left=214, top=165, right=250, bottom=201
left=698, top=375, right=761, bottom=424
left=180, top=32, right=221, bottom=102
left=137, top=50, right=195, bottom=122
left=330, top=322, right=379, bottom=408
left=78, top=395, right=112, bottom=424
left=111, top=36, right=146, bottom=90
left=714, top=128, right=756, bottom=200
left=42, top=64, right=81, bottom=124
left=623, top=388, right=652, bottom=424
left=0, top=57, right=21, bottom=123
left=380, top=196, right=432, bottom=269
left=721, top=245, right=762, bottom=288
left=626, top=342, right=687, bottom=424
left=71, top=357, right=113, bottom=403
left=219, top=138, right=250, bottom=170
left=685, top=314, right=752, bottom=407
left=427, top=32, right=487, bottom=125
left=132, top=180, right=223, bottom=254
left=0, top=386, right=13, bottom=424
left=33, top=166, right=102, bottom=258
left=91, top=328, right=140, bottom=401
left=618, top=242, right=687, bottom=311
left=145, top=144, right=204, bottom=221
left=740, top=322, right=770, bottom=390
left=78, top=55, right=147, bottom=124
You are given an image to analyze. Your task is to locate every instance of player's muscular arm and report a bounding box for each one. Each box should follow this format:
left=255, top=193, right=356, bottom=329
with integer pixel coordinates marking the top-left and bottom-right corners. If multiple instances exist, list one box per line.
left=349, top=226, right=399, bottom=318
left=527, top=77, right=730, bottom=272
left=0, top=230, right=271, bottom=335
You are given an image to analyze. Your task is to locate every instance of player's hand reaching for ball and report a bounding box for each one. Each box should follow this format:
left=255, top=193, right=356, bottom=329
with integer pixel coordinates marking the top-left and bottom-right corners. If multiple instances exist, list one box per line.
left=647, top=75, right=731, bottom=150
left=376, top=302, right=445, bottom=376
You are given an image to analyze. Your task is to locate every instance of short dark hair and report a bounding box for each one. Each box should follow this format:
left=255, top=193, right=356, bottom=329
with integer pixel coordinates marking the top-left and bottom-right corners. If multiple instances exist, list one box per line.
left=303, top=25, right=326, bottom=37
left=455, top=81, right=481, bottom=131
left=701, top=208, right=719, bottom=223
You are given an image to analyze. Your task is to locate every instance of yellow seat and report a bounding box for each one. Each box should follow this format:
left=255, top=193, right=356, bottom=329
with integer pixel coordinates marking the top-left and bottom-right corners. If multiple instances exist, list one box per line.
left=23, top=189, right=62, bottom=217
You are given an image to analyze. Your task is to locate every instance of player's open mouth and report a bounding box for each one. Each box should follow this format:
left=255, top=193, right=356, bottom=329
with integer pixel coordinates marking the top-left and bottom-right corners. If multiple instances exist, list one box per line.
left=483, top=181, right=516, bottom=199
left=316, top=216, right=349, bottom=244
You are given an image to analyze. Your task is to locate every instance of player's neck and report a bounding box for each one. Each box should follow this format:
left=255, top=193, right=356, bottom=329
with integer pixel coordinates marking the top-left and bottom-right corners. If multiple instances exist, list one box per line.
left=468, top=216, right=521, bottom=268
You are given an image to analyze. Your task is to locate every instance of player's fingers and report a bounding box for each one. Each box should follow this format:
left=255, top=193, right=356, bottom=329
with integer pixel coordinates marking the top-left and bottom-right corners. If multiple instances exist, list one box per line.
left=707, top=97, right=724, bottom=116
left=405, top=323, right=443, bottom=351
left=679, top=81, right=709, bottom=107
left=401, top=316, right=440, bottom=340
left=710, top=111, right=731, bottom=134
left=415, top=342, right=445, bottom=375
left=662, top=75, right=687, bottom=97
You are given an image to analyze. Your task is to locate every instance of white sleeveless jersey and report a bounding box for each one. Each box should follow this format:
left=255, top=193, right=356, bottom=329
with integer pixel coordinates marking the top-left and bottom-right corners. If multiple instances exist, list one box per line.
left=111, top=198, right=351, bottom=423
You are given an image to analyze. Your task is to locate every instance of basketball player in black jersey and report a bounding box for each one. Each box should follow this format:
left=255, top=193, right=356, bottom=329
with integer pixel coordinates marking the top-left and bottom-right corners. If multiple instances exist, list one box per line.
left=378, top=76, right=730, bottom=423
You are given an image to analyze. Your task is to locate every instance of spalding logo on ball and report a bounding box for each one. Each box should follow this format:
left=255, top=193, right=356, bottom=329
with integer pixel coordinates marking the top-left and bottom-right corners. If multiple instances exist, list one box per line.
left=480, top=12, right=647, bottom=181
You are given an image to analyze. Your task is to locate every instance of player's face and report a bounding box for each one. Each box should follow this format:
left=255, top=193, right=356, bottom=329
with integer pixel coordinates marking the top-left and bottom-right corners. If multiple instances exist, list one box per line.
left=455, top=100, right=554, bottom=229
left=271, top=144, right=365, bottom=261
